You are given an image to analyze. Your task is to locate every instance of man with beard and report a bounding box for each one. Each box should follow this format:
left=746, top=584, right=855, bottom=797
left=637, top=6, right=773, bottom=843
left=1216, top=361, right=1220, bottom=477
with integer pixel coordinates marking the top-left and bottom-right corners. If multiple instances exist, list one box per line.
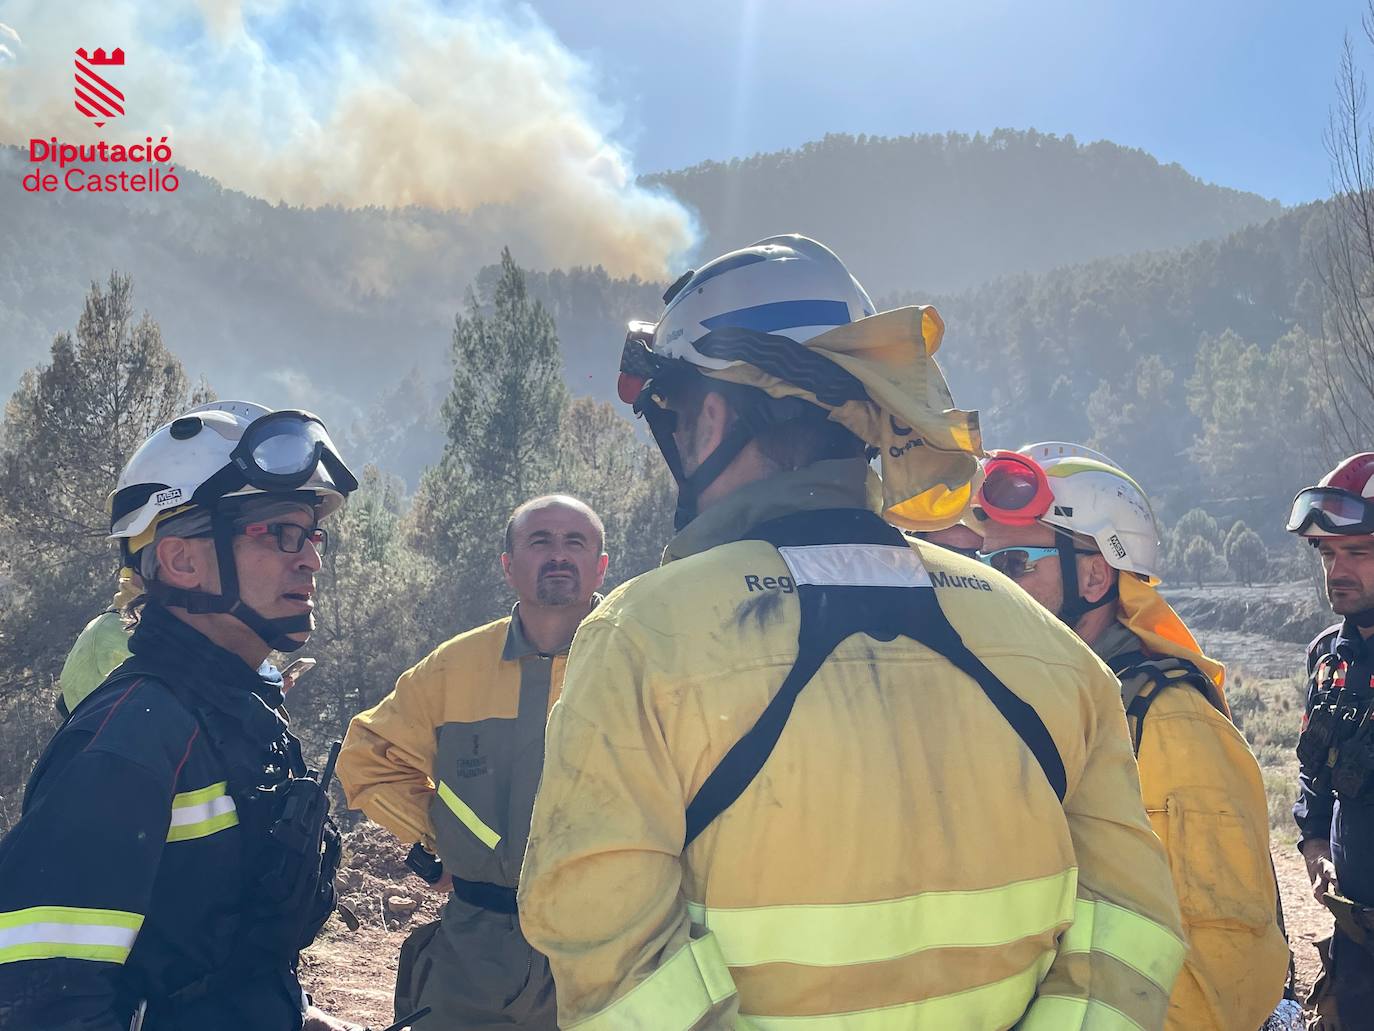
left=337, top=494, right=607, bottom=1030
left=1290, top=454, right=1374, bottom=1029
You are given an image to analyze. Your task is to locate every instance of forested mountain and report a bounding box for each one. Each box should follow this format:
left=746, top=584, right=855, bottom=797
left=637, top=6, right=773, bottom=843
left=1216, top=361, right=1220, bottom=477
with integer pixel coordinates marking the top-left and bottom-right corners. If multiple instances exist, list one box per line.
left=0, top=129, right=1280, bottom=440
left=922, top=202, right=1328, bottom=527
left=0, top=136, right=1337, bottom=826
left=643, top=129, right=1281, bottom=295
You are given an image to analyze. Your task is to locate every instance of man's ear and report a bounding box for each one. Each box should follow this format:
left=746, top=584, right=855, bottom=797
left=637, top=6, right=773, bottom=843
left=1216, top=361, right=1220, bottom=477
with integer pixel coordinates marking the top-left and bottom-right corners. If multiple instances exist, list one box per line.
left=501, top=551, right=516, bottom=591
left=692, top=390, right=733, bottom=460
left=154, top=536, right=215, bottom=591
left=593, top=552, right=609, bottom=590
left=1080, top=553, right=1117, bottom=604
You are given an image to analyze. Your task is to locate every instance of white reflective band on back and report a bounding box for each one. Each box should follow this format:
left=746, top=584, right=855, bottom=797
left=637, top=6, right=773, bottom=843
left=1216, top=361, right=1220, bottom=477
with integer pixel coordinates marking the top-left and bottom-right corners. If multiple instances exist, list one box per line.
left=777, top=544, right=932, bottom=589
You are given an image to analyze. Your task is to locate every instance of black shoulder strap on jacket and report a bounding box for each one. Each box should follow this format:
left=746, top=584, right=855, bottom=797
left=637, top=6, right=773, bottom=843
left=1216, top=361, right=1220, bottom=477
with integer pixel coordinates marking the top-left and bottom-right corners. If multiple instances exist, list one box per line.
left=682, top=509, right=1067, bottom=847
left=1107, top=652, right=1213, bottom=755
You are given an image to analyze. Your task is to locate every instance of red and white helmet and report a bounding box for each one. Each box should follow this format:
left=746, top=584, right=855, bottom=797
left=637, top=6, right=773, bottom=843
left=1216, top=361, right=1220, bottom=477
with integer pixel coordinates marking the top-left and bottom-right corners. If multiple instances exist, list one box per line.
left=1287, top=453, right=1374, bottom=538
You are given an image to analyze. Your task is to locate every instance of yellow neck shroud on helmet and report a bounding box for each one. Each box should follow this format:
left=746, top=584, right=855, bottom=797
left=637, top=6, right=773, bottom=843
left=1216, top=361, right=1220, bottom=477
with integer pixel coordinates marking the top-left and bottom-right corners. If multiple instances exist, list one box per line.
left=1118, top=573, right=1229, bottom=713
left=696, top=305, right=983, bottom=532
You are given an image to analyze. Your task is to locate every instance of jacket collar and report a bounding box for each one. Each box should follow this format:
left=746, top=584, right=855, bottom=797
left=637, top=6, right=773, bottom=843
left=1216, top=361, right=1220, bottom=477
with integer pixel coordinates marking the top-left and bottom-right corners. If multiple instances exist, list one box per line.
left=1089, top=620, right=1144, bottom=667
left=501, top=596, right=603, bottom=661
left=1336, top=618, right=1371, bottom=662
left=128, top=602, right=290, bottom=730
left=663, top=458, right=882, bottom=563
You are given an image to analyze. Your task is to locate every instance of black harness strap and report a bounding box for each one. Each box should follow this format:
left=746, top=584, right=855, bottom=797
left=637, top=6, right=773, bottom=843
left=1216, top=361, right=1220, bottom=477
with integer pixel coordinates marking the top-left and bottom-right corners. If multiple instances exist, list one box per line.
left=1107, top=651, right=1214, bottom=756
left=683, top=509, right=1067, bottom=847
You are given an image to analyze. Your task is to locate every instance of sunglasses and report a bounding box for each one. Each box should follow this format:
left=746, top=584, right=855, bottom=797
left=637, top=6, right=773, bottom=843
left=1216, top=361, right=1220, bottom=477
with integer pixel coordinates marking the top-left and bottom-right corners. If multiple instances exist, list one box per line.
left=978, top=544, right=1096, bottom=579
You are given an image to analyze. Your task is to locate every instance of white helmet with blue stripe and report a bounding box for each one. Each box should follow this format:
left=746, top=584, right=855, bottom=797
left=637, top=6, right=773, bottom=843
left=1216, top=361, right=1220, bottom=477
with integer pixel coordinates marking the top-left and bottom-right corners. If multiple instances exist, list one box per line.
left=651, top=235, right=875, bottom=368
left=618, top=235, right=878, bottom=529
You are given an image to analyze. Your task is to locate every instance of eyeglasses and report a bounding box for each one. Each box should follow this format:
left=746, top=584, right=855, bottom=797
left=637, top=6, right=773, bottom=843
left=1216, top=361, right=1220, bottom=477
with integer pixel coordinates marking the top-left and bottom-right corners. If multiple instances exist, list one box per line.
left=243, top=522, right=329, bottom=556
left=978, top=544, right=1096, bottom=579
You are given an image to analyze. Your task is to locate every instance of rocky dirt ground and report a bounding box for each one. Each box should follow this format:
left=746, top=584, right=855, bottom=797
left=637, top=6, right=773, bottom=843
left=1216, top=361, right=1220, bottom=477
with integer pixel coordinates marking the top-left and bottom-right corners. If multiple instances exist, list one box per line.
left=304, top=581, right=1341, bottom=1026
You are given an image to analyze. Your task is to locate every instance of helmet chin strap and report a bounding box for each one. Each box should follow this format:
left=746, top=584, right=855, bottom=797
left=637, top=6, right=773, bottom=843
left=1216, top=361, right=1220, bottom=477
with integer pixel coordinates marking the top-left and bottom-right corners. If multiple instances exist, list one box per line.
left=1054, top=529, right=1119, bottom=630
left=147, top=506, right=313, bottom=653
left=639, top=390, right=757, bottom=531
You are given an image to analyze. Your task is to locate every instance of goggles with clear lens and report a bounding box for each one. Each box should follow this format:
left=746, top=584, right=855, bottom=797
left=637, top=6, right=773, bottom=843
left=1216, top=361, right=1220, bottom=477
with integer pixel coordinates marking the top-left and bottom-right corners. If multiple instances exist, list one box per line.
left=979, top=544, right=1096, bottom=579
left=976, top=450, right=1056, bottom=526
left=194, top=410, right=359, bottom=506
left=1286, top=487, right=1374, bottom=536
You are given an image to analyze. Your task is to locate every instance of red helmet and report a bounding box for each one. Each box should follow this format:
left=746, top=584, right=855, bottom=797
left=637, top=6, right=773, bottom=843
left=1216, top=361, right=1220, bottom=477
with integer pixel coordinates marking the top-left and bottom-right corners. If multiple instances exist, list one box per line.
left=1287, top=453, right=1374, bottom=538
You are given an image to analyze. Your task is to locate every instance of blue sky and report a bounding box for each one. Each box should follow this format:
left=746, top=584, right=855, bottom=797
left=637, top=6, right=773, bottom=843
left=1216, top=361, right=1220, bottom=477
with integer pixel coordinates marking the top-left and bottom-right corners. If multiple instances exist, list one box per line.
left=532, top=0, right=1364, bottom=205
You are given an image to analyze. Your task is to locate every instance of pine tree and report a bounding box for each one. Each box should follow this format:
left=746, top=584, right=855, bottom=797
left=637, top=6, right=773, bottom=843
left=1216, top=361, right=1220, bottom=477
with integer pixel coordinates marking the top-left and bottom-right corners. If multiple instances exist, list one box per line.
left=0, top=272, right=208, bottom=694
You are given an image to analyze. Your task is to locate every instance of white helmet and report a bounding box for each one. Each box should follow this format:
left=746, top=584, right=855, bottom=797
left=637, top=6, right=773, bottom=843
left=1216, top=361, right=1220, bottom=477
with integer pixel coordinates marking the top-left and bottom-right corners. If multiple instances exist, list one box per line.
left=648, top=234, right=875, bottom=370
left=109, top=400, right=357, bottom=651
left=977, top=441, right=1162, bottom=580
left=110, top=401, right=351, bottom=549
left=618, top=235, right=876, bottom=527
left=1027, top=443, right=1162, bottom=581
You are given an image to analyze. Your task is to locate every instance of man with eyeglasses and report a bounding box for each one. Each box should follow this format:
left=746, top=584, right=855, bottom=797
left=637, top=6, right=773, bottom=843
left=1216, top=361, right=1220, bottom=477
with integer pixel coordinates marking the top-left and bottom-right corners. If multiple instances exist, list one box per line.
left=337, top=494, right=607, bottom=1030
left=977, top=442, right=1290, bottom=1031
left=0, top=401, right=362, bottom=1031
left=1289, top=454, right=1374, bottom=1029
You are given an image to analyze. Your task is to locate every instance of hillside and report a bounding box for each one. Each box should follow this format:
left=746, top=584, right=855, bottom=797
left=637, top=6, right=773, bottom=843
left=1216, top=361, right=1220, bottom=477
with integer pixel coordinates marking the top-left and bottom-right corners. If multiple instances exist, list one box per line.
left=1, top=129, right=1282, bottom=449
left=644, top=129, right=1282, bottom=296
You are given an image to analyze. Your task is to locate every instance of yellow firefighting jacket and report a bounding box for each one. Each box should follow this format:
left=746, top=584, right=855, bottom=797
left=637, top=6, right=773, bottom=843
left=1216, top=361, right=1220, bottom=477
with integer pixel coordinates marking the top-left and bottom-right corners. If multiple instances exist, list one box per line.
left=519, top=459, right=1184, bottom=1031
left=1099, top=579, right=1289, bottom=1031
left=337, top=608, right=569, bottom=885
left=58, top=573, right=142, bottom=715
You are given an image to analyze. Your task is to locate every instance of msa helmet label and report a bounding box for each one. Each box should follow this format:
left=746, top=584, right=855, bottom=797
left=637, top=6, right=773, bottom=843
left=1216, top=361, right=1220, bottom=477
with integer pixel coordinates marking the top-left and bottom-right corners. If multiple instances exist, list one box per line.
left=1108, top=534, right=1127, bottom=559
left=154, top=487, right=183, bottom=507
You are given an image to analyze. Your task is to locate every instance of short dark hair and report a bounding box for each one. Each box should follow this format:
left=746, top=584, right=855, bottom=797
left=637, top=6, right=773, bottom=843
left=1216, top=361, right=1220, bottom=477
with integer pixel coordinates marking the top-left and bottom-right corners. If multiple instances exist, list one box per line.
left=671, top=369, right=865, bottom=472
left=504, top=495, right=606, bottom=554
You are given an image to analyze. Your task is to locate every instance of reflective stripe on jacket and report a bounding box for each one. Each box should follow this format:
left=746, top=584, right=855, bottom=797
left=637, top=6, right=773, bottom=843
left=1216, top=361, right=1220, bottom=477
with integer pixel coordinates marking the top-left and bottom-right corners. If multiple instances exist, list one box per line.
left=519, top=459, right=1183, bottom=1031
left=0, top=602, right=317, bottom=1031
left=338, top=609, right=569, bottom=886
left=1098, top=617, right=1289, bottom=1031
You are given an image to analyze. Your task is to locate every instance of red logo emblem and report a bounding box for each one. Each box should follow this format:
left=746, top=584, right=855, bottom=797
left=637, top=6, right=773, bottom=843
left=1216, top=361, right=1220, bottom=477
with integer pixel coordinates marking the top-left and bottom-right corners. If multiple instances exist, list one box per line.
left=73, top=47, right=125, bottom=128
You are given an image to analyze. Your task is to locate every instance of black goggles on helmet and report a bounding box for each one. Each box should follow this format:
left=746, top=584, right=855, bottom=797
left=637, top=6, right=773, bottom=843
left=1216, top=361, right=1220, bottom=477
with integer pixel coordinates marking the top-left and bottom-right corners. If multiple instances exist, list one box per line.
left=193, top=409, right=359, bottom=507
left=617, top=320, right=667, bottom=410
left=1286, top=487, right=1374, bottom=536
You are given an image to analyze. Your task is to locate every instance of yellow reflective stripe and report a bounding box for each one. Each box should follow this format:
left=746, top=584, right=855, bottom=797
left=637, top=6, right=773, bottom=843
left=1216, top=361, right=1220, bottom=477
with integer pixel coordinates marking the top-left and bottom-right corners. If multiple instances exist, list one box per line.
left=1017, top=994, right=1145, bottom=1031
left=1058, top=898, right=1185, bottom=991
left=569, top=931, right=735, bottom=1031
left=436, top=780, right=501, bottom=849
left=685, top=868, right=1076, bottom=968
left=172, top=781, right=229, bottom=808
left=167, top=782, right=238, bottom=842
left=0, top=906, right=143, bottom=966
left=743, top=952, right=1053, bottom=1030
